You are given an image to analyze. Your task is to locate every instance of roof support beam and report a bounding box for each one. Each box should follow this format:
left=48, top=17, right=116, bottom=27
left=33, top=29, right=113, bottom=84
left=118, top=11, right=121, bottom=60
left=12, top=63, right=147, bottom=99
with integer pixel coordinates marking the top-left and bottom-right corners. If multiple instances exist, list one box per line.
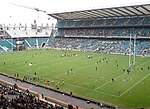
left=86, top=11, right=105, bottom=17
left=102, top=9, right=119, bottom=17
left=91, top=11, right=108, bottom=17
left=73, top=12, right=97, bottom=19
left=115, top=8, right=131, bottom=16
left=110, top=9, right=125, bottom=16
left=48, top=4, right=150, bottom=20
left=132, top=7, right=145, bottom=14
left=124, top=7, right=138, bottom=15
left=97, top=10, right=114, bottom=17
left=56, top=14, right=67, bottom=20
left=49, top=15, right=65, bottom=20
left=89, top=10, right=106, bottom=17
left=141, top=6, right=150, bottom=13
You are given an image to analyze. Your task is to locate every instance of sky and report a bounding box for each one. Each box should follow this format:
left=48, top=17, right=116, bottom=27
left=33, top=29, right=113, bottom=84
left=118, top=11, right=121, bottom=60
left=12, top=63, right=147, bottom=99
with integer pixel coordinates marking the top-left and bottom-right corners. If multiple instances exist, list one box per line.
left=0, top=0, right=150, bottom=27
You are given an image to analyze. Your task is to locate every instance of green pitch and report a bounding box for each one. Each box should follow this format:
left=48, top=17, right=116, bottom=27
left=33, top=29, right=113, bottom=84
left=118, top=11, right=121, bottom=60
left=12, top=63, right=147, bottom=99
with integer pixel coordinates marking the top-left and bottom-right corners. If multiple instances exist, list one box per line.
left=0, top=49, right=150, bottom=108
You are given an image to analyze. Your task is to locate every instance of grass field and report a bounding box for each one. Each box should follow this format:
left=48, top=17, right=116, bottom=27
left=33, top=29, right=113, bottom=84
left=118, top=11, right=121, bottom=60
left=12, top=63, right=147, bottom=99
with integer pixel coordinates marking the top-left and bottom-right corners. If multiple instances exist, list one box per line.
left=0, top=49, right=150, bottom=108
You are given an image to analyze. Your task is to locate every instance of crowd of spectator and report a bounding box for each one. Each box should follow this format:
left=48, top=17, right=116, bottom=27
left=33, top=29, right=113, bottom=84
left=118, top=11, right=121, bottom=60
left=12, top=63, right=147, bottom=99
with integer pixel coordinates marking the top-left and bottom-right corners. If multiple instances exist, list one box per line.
left=56, top=16, right=150, bottom=38
left=0, top=74, right=119, bottom=109
left=57, top=16, right=150, bottom=27
left=57, top=28, right=150, bottom=37
left=1, top=36, right=149, bottom=56
left=50, top=38, right=150, bottom=55
left=0, top=83, right=66, bottom=109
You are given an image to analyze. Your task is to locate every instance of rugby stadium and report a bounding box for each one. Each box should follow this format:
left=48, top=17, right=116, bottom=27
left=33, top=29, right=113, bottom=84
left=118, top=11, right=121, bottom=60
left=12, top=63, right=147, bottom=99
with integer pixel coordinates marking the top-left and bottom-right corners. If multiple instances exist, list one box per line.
left=0, top=2, right=150, bottom=109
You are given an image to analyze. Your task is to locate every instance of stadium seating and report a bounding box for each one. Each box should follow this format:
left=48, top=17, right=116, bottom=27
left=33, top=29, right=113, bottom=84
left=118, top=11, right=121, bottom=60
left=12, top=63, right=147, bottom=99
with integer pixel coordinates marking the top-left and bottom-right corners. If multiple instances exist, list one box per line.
left=142, top=17, right=150, bottom=25
left=113, top=18, right=129, bottom=26
left=0, top=35, right=149, bottom=56
left=56, top=16, right=150, bottom=27
left=0, top=39, right=14, bottom=52
left=94, top=19, right=106, bottom=26
left=56, top=16, right=150, bottom=38
left=84, top=20, right=94, bottom=26
left=24, top=38, right=51, bottom=49
left=57, top=20, right=67, bottom=27
left=50, top=38, right=150, bottom=55
left=0, top=83, right=65, bottom=109
left=0, top=37, right=147, bottom=56
left=56, top=28, right=150, bottom=37
left=66, top=20, right=75, bottom=27
left=136, top=40, right=150, bottom=55
left=37, top=38, right=48, bottom=48
left=25, top=38, right=36, bottom=48
left=74, top=20, right=84, bottom=26
left=0, top=16, right=149, bottom=56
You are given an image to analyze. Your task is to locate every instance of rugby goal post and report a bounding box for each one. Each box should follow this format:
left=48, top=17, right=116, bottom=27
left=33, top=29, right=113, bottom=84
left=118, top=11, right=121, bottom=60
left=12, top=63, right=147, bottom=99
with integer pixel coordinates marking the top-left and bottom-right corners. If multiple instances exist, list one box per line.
left=128, top=34, right=136, bottom=70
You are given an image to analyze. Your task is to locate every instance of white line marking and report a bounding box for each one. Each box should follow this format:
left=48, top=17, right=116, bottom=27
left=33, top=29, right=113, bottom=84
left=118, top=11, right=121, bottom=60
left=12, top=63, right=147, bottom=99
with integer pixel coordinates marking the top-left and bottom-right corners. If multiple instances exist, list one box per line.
left=94, top=59, right=150, bottom=91
left=120, top=73, right=150, bottom=97
left=64, top=82, right=119, bottom=97
left=93, top=73, right=126, bottom=91
left=1, top=52, right=150, bottom=98
left=48, top=57, right=97, bottom=78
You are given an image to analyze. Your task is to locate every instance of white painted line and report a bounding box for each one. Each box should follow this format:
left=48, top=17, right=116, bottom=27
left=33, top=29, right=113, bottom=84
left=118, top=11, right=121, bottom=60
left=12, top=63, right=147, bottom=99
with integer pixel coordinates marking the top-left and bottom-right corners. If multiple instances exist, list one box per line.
left=64, top=82, right=119, bottom=97
left=94, top=58, right=150, bottom=91
left=120, top=73, right=150, bottom=97
left=93, top=73, right=126, bottom=91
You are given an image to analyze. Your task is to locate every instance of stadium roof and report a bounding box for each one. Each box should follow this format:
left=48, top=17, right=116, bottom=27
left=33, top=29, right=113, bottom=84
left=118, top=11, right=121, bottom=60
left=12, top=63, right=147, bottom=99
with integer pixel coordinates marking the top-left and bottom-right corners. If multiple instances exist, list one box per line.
left=48, top=3, right=150, bottom=20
